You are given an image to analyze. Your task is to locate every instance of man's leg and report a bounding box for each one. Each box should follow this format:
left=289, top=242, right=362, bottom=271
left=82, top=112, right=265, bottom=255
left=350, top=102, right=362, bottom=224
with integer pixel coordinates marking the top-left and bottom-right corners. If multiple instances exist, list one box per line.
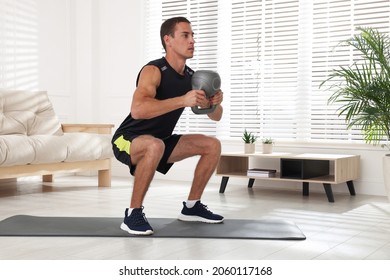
left=119, top=135, right=165, bottom=235
left=129, top=135, right=165, bottom=208
left=168, top=134, right=221, bottom=199
left=168, top=134, right=223, bottom=223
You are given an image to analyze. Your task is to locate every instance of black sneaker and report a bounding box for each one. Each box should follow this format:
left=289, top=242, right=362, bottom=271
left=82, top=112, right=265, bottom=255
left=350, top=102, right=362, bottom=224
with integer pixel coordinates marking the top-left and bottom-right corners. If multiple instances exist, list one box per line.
left=120, top=207, right=154, bottom=235
left=178, top=201, right=224, bottom=223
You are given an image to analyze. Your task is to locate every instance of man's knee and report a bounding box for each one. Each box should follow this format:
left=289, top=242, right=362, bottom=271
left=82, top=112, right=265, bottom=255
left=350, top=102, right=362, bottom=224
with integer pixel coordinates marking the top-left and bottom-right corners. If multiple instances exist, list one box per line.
left=133, top=136, right=165, bottom=160
left=146, top=138, right=165, bottom=157
left=204, top=136, right=221, bottom=155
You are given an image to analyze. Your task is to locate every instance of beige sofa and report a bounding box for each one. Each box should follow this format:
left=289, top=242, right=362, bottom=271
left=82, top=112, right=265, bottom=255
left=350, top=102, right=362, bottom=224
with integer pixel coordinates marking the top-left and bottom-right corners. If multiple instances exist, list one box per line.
left=0, top=90, right=113, bottom=187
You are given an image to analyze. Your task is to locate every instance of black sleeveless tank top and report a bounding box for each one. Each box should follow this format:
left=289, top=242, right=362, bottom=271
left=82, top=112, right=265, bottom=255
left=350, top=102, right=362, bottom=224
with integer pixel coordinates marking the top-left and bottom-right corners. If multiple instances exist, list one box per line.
left=112, top=57, right=194, bottom=141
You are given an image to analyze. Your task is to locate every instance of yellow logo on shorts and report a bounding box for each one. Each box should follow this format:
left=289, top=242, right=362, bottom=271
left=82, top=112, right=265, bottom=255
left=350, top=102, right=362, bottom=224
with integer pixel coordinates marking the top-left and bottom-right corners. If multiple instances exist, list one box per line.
left=114, top=135, right=131, bottom=155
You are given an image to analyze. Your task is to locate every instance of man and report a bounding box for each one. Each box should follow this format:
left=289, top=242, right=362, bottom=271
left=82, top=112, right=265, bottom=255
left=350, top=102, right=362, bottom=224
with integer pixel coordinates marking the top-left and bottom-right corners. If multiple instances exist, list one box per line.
left=112, top=16, right=224, bottom=235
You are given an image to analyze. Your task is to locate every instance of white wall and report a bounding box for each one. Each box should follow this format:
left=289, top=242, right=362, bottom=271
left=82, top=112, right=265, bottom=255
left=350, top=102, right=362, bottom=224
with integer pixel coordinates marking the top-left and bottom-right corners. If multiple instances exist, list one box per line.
left=37, top=0, right=144, bottom=124
left=37, top=0, right=74, bottom=122
left=35, top=0, right=389, bottom=197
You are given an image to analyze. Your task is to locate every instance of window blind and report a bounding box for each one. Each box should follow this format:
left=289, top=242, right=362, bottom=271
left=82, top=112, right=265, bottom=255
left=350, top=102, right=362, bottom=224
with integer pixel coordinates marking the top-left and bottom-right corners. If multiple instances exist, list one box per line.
left=144, top=0, right=390, bottom=143
left=230, top=0, right=300, bottom=140
left=311, top=0, right=390, bottom=142
left=0, top=0, right=38, bottom=90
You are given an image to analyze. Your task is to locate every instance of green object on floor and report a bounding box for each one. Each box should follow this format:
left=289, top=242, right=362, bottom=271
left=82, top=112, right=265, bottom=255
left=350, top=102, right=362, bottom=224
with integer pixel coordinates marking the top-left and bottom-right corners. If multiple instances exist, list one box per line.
left=0, top=215, right=305, bottom=240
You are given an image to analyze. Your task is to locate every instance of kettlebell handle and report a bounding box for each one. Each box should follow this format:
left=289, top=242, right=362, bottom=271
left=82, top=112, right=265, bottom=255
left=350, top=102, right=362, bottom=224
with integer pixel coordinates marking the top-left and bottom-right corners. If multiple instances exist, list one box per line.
left=191, top=104, right=217, bottom=114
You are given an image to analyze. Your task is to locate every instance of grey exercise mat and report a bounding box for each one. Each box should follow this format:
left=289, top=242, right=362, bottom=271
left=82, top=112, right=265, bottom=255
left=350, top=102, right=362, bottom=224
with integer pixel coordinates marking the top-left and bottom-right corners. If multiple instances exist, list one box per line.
left=0, top=215, right=306, bottom=240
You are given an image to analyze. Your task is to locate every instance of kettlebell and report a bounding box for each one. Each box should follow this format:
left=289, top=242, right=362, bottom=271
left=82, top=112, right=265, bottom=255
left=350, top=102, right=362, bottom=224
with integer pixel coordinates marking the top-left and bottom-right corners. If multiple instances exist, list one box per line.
left=191, top=70, right=221, bottom=114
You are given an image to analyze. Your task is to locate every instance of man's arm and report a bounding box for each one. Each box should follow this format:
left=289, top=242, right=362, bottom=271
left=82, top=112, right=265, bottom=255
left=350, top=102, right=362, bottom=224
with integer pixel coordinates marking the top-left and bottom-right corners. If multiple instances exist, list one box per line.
left=131, top=65, right=208, bottom=119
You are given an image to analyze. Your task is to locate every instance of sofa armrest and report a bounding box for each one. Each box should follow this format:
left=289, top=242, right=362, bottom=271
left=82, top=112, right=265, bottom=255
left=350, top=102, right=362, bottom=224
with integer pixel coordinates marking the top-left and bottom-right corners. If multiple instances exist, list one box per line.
left=61, top=124, right=114, bottom=134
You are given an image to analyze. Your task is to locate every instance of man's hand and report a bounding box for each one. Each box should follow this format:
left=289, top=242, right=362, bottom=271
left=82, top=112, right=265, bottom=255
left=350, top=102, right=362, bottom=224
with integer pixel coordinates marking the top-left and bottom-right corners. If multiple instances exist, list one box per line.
left=206, top=90, right=223, bottom=121
left=183, top=89, right=210, bottom=108
left=209, top=90, right=223, bottom=106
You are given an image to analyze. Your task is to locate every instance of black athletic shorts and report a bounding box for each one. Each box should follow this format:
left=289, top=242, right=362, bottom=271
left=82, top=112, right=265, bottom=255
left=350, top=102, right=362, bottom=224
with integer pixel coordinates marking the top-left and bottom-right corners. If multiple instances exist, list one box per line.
left=112, top=134, right=182, bottom=175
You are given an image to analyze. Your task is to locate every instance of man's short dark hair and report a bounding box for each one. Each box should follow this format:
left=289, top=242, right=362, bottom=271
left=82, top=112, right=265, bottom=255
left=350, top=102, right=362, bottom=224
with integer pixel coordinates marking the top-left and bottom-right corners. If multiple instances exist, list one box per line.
left=160, top=17, right=191, bottom=50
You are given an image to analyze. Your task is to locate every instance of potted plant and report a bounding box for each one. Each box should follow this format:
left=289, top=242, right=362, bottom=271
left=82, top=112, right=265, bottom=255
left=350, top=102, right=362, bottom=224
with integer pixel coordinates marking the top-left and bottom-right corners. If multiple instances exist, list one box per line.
left=262, top=137, right=274, bottom=154
left=320, top=27, right=390, bottom=201
left=242, top=129, right=257, bottom=153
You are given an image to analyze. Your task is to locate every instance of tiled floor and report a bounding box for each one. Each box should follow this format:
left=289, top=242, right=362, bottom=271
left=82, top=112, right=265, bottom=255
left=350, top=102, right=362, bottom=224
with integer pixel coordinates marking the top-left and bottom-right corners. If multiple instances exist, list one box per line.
left=0, top=176, right=389, bottom=260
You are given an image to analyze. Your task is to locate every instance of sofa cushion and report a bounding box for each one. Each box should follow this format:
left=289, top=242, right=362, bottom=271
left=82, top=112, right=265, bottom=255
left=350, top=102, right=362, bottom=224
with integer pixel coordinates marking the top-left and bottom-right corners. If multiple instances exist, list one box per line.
left=0, top=133, right=112, bottom=167
left=0, top=90, right=63, bottom=136
left=62, top=133, right=113, bottom=162
left=29, top=135, right=70, bottom=164
left=0, top=138, right=5, bottom=165
left=0, top=135, right=36, bottom=166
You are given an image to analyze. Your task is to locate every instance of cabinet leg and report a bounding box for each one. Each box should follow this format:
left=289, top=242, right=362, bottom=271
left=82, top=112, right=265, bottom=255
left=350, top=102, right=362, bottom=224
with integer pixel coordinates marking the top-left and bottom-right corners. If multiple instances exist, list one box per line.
left=248, top=178, right=255, bottom=188
left=303, top=182, right=309, bottom=196
left=323, top=183, right=335, bottom=203
left=347, top=180, right=356, bottom=196
left=219, top=176, right=229, bottom=193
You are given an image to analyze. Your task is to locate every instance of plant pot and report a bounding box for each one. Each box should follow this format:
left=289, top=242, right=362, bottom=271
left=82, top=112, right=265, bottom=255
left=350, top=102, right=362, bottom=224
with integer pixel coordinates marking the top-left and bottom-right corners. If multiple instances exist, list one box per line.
left=383, top=154, right=390, bottom=202
left=244, top=143, right=255, bottom=154
left=262, top=143, right=273, bottom=154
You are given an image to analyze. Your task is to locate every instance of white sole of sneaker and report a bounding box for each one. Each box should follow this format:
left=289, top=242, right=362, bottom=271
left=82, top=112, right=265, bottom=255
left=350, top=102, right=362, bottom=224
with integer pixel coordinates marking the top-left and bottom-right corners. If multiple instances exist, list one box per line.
left=177, top=215, right=224, bottom=224
left=120, top=222, right=154, bottom=235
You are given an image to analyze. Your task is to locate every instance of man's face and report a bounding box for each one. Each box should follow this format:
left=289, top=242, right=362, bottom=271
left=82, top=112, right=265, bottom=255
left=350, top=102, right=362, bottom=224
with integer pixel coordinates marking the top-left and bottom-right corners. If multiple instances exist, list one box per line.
left=166, top=22, right=195, bottom=59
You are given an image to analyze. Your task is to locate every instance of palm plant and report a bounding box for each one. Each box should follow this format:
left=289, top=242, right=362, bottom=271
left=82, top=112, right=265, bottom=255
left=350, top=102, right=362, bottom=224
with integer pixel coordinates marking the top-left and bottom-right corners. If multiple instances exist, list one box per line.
left=320, top=27, right=390, bottom=149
